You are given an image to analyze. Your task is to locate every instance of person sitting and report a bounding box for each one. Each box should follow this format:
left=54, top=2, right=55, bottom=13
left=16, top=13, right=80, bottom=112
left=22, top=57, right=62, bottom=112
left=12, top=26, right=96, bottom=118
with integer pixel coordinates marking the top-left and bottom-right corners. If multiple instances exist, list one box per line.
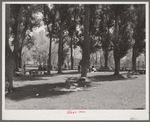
left=92, top=66, right=97, bottom=72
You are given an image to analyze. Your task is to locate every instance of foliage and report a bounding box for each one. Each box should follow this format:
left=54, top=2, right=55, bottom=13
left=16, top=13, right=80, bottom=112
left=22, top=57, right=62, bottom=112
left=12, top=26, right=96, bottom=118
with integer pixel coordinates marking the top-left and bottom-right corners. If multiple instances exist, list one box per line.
left=132, top=4, right=145, bottom=57
left=75, top=5, right=101, bottom=54
left=110, top=5, right=133, bottom=59
left=31, top=30, right=49, bottom=65
left=97, top=5, right=114, bottom=51
left=117, top=6, right=133, bottom=59
left=10, top=4, right=42, bottom=49
left=6, top=3, right=146, bottom=77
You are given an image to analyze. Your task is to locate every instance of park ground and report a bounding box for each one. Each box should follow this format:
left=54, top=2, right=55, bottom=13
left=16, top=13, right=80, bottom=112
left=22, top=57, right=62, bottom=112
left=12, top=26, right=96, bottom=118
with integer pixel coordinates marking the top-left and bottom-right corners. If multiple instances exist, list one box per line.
left=5, top=70, right=146, bottom=110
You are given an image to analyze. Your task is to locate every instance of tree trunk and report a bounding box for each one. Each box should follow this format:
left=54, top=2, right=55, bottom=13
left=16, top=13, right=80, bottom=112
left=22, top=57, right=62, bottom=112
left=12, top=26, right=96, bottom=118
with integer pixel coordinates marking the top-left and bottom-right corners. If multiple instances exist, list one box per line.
left=70, top=7, right=77, bottom=70
left=5, top=4, right=15, bottom=91
left=104, top=49, right=108, bottom=68
left=71, top=36, right=74, bottom=70
left=144, top=49, right=146, bottom=69
left=99, top=50, right=102, bottom=67
left=5, top=6, right=12, bottom=56
left=48, top=34, right=52, bottom=74
left=114, top=57, right=120, bottom=75
left=18, top=48, right=22, bottom=68
left=132, top=46, right=137, bottom=72
left=114, top=5, right=120, bottom=75
left=81, top=5, right=90, bottom=77
left=58, top=22, right=63, bottom=73
left=95, top=52, right=98, bottom=65
left=13, top=5, right=22, bottom=71
left=14, top=50, right=19, bottom=71
left=46, top=24, right=53, bottom=74
left=62, top=40, right=64, bottom=66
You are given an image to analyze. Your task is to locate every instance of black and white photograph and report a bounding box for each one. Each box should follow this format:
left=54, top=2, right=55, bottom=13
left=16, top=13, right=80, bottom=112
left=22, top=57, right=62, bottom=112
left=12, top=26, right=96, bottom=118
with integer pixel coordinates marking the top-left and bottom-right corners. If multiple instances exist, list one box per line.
left=2, top=1, right=149, bottom=120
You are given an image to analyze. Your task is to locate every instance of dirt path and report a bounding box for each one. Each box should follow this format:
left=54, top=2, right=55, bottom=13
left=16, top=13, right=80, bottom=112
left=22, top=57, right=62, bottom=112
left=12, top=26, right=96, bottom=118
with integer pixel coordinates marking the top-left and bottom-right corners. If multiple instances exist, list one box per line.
left=5, top=71, right=146, bottom=110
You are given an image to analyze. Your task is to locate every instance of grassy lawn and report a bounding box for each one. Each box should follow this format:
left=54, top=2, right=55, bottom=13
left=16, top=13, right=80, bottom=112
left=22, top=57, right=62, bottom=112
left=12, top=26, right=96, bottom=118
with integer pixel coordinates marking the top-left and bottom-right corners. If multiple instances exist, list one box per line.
left=5, top=70, right=146, bottom=110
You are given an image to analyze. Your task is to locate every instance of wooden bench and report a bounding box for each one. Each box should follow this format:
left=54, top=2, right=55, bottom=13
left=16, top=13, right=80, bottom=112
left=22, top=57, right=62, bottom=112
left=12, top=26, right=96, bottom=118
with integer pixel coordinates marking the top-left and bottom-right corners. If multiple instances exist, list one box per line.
left=29, top=69, right=39, bottom=76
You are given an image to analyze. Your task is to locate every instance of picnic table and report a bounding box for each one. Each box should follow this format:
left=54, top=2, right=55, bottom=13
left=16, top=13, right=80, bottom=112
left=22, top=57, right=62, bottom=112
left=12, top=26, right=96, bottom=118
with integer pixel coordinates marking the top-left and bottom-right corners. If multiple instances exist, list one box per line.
left=25, top=65, right=39, bottom=76
left=15, top=65, right=49, bottom=76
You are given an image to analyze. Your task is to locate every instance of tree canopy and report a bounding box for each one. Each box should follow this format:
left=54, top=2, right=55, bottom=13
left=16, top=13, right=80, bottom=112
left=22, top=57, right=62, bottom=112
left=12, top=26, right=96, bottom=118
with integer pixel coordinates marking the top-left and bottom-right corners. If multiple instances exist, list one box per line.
left=5, top=3, right=146, bottom=91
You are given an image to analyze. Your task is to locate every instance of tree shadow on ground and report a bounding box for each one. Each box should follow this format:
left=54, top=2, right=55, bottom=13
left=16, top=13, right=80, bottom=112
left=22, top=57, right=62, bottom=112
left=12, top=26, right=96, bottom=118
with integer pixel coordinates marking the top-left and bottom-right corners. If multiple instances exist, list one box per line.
left=21, top=70, right=80, bottom=78
left=14, top=76, right=49, bottom=82
left=5, top=83, right=73, bottom=101
left=14, top=71, right=80, bottom=82
left=88, top=74, right=136, bottom=82
left=50, top=70, right=80, bottom=76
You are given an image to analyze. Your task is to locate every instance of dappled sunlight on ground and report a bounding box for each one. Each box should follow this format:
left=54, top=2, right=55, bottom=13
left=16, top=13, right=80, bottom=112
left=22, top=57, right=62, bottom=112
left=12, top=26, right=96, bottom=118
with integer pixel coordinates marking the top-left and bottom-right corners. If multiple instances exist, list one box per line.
left=5, top=70, right=146, bottom=110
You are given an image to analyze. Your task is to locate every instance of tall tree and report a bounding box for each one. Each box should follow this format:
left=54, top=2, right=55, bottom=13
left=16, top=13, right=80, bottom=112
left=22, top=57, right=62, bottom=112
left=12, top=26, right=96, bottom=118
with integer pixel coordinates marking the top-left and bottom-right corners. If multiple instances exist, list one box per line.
left=113, top=5, right=133, bottom=75
left=89, top=5, right=100, bottom=66
left=43, top=4, right=57, bottom=74
left=81, top=4, right=90, bottom=77
left=98, top=5, right=114, bottom=68
left=5, top=4, right=15, bottom=91
left=67, top=5, right=78, bottom=70
left=11, top=4, right=22, bottom=71
left=17, top=5, right=42, bottom=68
left=113, top=5, right=119, bottom=75
left=6, top=4, right=43, bottom=91
left=11, top=4, right=42, bottom=70
left=132, top=5, right=145, bottom=72
left=57, top=4, right=69, bottom=73
left=76, top=5, right=100, bottom=64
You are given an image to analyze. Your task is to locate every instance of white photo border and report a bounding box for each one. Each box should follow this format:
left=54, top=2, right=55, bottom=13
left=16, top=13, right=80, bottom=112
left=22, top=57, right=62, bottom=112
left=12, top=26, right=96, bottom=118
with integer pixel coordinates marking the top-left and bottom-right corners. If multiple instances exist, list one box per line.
left=2, top=1, right=149, bottom=120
